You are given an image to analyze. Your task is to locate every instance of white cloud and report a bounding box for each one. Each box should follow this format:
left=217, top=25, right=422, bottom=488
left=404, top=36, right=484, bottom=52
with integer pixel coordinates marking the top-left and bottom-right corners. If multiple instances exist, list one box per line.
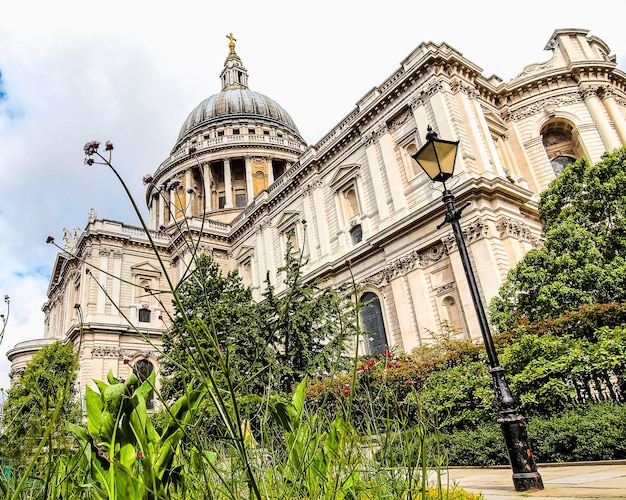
left=1, top=0, right=625, bottom=391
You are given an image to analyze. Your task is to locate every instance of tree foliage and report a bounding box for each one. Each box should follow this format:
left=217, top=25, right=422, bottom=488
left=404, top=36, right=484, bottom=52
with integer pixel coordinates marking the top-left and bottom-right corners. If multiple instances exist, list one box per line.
left=160, top=247, right=355, bottom=400
left=160, top=253, right=271, bottom=401
left=259, top=243, right=355, bottom=393
left=0, top=341, right=79, bottom=467
left=490, top=148, right=626, bottom=329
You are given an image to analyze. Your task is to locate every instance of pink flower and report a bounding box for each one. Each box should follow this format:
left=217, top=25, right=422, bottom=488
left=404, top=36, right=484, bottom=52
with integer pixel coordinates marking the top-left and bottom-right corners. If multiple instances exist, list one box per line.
left=405, top=379, right=414, bottom=386
left=188, top=146, right=197, bottom=154
left=46, top=236, right=54, bottom=244
left=186, top=187, right=195, bottom=194
left=123, top=358, right=130, bottom=364
left=105, top=141, right=114, bottom=151
left=142, top=175, right=154, bottom=185
left=84, top=141, right=100, bottom=155
left=85, top=158, right=95, bottom=166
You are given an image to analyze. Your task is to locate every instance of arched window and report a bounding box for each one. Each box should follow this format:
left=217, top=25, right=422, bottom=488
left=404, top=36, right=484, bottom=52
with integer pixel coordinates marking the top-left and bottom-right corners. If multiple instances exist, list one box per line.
left=442, top=296, right=465, bottom=337
left=344, top=187, right=359, bottom=219
left=359, top=292, right=388, bottom=355
left=541, top=120, right=581, bottom=176
left=133, top=359, right=155, bottom=409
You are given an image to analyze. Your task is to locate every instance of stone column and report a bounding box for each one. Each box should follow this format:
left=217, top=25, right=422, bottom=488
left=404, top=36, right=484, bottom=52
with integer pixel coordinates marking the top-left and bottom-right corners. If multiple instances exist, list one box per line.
left=202, top=163, right=212, bottom=210
left=150, top=195, right=158, bottom=229
left=223, top=158, right=233, bottom=208
left=158, top=194, right=165, bottom=228
left=111, top=249, right=122, bottom=316
left=245, top=156, right=254, bottom=201
left=581, top=84, right=621, bottom=150
left=261, top=218, right=276, bottom=284
left=600, top=86, right=626, bottom=144
left=301, top=183, right=317, bottom=261
left=363, top=133, right=390, bottom=221
left=311, top=177, right=331, bottom=259
left=185, top=169, right=192, bottom=217
left=267, top=158, right=275, bottom=184
left=377, top=124, right=407, bottom=214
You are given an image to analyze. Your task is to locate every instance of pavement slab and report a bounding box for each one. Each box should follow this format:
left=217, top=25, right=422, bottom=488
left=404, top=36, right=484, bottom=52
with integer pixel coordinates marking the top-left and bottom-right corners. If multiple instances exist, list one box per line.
left=444, top=462, right=626, bottom=499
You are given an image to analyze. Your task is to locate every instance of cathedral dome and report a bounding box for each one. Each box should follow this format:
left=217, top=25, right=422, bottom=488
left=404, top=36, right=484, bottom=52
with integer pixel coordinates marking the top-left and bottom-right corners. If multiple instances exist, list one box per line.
left=177, top=88, right=301, bottom=141
left=175, top=34, right=303, bottom=145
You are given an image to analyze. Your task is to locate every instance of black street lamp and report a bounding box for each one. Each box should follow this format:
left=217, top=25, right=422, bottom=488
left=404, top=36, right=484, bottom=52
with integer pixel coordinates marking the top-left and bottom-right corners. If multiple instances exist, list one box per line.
left=410, top=126, right=544, bottom=492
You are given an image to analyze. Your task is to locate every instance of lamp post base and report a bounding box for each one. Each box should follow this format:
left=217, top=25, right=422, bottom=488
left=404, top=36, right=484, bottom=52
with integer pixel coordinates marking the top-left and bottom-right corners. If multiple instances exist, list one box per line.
left=512, top=472, right=545, bottom=492
left=499, top=412, right=544, bottom=491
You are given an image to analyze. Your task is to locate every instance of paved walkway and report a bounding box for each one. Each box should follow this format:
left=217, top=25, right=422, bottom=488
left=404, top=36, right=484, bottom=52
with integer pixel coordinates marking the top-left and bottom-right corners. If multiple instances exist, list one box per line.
left=444, top=462, right=626, bottom=499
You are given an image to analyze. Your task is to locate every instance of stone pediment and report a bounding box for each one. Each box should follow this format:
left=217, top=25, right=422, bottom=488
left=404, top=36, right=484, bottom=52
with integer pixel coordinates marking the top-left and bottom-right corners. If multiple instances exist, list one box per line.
left=276, top=211, right=301, bottom=232
left=130, top=261, right=162, bottom=278
left=329, top=164, right=360, bottom=190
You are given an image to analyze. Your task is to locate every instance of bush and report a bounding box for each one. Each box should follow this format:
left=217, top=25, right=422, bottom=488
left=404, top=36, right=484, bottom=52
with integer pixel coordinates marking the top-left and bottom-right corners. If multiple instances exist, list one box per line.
left=438, top=423, right=508, bottom=466
left=436, top=401, right=626, bottom=466
left=529, top=401, right=626, bottom=462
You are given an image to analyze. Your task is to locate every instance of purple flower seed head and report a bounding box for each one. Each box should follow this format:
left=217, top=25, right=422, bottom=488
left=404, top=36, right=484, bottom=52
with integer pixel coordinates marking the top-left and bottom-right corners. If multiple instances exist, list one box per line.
left=84, top=141, right=100, bottom=156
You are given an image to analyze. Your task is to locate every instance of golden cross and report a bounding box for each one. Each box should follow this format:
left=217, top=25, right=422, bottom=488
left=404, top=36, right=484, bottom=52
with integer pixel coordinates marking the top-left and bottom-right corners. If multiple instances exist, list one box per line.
left=227, top=33, right=237, bottom=53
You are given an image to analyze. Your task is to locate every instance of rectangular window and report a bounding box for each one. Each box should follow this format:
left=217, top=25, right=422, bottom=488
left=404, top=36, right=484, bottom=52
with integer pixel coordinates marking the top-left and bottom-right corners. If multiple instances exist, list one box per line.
left=138, top=308, right=151, bottom=323
left=219, top=196, right=226, bottom=209
left=235, top=193, right=247, bottom=207
left=233, top=128, right=240, bottom=135
left=350, top=224, right=363, bottom=244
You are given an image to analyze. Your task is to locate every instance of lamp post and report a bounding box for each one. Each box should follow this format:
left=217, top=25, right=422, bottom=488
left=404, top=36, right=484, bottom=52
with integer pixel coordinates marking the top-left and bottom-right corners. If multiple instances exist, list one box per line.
left=410, top=126, right=544, bottom=492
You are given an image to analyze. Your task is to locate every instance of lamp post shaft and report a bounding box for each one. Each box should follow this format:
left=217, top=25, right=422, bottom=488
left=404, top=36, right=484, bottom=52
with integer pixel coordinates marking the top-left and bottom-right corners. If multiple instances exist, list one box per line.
left=441, top=190, right=544, bottom=492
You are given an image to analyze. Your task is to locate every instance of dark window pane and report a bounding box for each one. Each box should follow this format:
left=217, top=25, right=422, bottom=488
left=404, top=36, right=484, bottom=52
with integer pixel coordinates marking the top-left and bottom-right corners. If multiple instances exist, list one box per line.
left=359, top=292, right=388, bottom=355
left=138, top=308, right=151, bottom=323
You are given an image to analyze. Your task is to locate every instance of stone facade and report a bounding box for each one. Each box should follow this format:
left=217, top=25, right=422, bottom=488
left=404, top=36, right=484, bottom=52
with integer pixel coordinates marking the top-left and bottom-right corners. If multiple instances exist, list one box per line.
left=8, top=29, right=626, bottom=401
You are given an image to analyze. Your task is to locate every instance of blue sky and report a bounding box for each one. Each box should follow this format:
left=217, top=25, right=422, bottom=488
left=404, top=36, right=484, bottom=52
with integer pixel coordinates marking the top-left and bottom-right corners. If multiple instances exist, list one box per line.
left=1, top=0, right=625, bottom=393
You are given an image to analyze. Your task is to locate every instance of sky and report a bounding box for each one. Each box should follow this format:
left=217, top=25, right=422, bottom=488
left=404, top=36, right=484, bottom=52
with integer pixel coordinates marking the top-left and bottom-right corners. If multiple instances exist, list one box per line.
left=1, top=0, right=625, bottom=394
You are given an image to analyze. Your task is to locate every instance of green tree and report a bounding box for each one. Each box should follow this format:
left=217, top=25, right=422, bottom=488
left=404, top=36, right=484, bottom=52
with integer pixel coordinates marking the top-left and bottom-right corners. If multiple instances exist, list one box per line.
left=259, top=242, right=355, bottom=394
left=0, top=341, right=79, bottom=468
left=160, top=253, right=271, bottom=401
left=490, top=147, right=626, bottom=329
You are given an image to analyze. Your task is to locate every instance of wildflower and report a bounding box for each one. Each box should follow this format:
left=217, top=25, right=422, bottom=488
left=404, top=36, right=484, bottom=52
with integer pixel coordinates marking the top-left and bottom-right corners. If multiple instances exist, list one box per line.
left=85, top=158, right=95, bottom=166
left=142, top=174, right=154, bottom=185
left=73, top=303, right=80, bottom=309
left=405, top=379, right=414, bottom=386
left=188, top=146, right=197, bottom=154
left=136, top=451, right=143, bottom=460
left=186, top=187, right=195, bottom=194
left=3, top=295, right=9, bottom=303
left=97, top=449, right=104, bottom=457
left=84, top=141, right=100, bottom=155
left=343, top=387, right=350, bottom=396
left=105, top=141, right=114, bottom=151
left=169, top=180, right=181, bottom=190
left=383, top=349, right=392, bottom=358
left=123, top=358, right=130, bottom=364
left=301, top=219, right=307, bottom=225
left=345, top=259, right=351, bottom=266
left=85, top=268, right=91, bottom=274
